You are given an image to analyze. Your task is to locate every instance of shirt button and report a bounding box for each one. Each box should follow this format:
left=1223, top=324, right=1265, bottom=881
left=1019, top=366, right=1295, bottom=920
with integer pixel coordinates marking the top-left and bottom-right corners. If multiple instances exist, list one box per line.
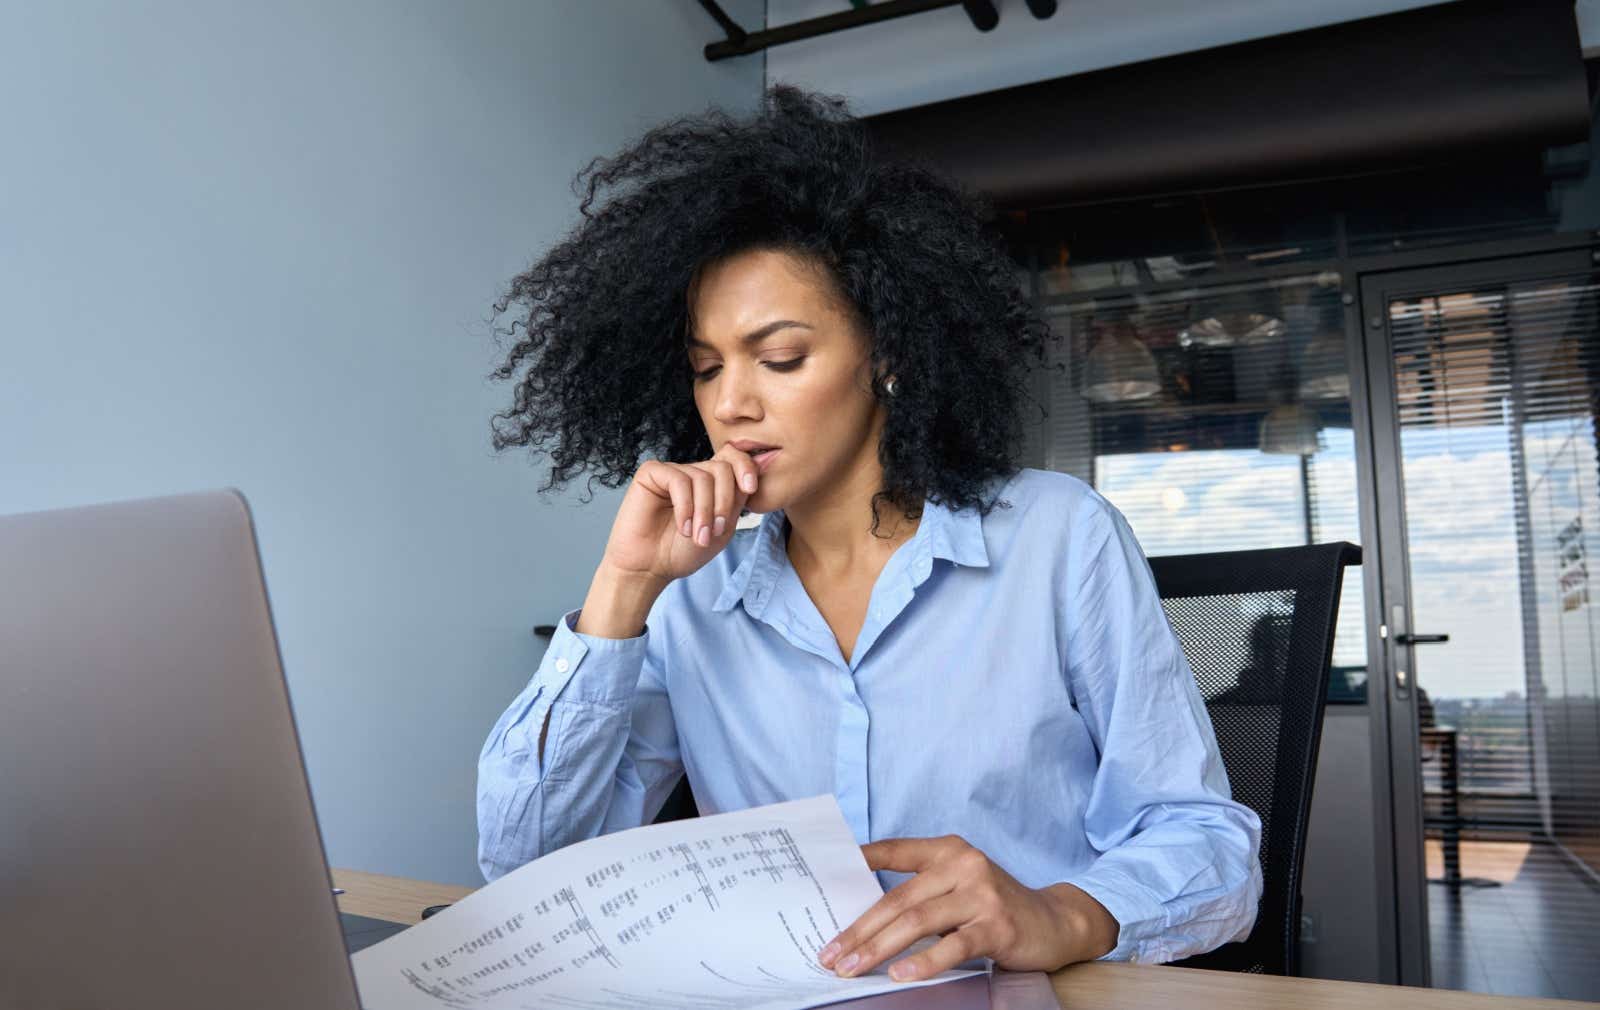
left=554, top=658, right=570, bottom=674
left=1128, top=952, right=1139, bottom=964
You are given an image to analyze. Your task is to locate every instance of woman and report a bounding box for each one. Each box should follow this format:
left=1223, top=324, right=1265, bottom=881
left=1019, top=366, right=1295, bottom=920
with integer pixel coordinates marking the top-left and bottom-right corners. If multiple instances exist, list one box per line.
left=477, top=84, right=1261, bottom=981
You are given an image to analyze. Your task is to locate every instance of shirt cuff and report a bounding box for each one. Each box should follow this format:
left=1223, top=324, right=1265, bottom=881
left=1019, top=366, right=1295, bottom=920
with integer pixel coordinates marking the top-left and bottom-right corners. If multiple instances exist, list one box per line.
left=536, top=606, right=651, bottom=707
left=1060, top=863, right=1170, bottom=964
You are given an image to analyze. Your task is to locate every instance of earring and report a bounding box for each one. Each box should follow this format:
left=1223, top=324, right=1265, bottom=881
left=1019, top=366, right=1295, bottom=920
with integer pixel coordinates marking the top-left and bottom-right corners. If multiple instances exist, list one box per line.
left=883, top=375, right=898, bottom=397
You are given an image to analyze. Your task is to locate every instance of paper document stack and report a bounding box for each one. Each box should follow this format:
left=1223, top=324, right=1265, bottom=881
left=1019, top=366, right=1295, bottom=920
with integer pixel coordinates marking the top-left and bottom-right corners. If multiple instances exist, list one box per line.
left=352, top=794, right=985, bottom=1009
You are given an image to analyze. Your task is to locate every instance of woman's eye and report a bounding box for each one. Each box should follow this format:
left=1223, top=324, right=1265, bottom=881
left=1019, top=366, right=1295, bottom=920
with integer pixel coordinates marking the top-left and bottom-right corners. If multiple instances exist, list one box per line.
left=691, top=357, right=803, bottom=381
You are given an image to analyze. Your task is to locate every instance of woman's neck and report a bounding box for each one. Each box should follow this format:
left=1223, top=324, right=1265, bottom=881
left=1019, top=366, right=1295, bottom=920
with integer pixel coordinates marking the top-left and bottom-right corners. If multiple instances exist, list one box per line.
left=781, top=463, right=920, bottom=581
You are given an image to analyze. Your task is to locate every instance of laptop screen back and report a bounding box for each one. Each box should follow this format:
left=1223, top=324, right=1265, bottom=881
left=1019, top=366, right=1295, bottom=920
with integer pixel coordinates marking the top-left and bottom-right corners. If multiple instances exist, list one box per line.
left=0, top=490, right=361, bottom=1010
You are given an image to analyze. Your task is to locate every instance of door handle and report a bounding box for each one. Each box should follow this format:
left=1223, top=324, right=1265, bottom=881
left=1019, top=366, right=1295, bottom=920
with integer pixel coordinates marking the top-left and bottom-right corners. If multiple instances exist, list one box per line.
left=1394, top=632, right=1449, bottom=645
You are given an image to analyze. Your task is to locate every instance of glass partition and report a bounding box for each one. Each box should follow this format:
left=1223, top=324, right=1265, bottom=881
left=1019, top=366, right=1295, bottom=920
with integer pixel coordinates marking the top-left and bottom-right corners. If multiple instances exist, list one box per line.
left=1023, top=270, right=1368, bottom=701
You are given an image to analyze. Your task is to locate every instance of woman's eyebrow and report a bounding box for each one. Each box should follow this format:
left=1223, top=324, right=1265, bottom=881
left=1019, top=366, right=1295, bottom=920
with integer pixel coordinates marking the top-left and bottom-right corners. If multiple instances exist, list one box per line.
left=686, top=319, right=813, bottom=350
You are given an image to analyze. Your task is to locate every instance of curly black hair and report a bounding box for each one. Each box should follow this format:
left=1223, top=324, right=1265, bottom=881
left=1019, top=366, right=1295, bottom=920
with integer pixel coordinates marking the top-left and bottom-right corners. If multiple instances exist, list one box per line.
left=487, top=83, right=1054, bottom=531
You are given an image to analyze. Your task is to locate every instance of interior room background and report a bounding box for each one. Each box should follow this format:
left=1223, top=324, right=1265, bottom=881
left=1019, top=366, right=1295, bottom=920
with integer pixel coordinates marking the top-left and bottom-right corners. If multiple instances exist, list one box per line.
left=5, top=1, right=1600, bottom=999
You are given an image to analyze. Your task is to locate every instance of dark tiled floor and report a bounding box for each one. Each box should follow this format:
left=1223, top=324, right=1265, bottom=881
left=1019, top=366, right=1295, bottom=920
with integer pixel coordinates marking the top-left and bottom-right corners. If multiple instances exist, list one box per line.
left=1427, top=840, right=1600, bottom=1001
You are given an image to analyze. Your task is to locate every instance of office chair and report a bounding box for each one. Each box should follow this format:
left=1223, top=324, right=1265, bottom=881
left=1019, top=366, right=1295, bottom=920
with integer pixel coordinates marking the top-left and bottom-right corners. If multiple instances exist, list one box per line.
left=650, top=541, right=1361, bottom=976
left=654, top=775, right=700, bottom=823
left=1154, top=541, right=1362, bottom=976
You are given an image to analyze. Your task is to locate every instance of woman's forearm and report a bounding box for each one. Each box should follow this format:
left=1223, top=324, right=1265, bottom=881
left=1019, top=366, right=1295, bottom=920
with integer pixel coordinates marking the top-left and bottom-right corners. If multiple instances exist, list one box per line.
left=574, top=565, right=667, bottom=639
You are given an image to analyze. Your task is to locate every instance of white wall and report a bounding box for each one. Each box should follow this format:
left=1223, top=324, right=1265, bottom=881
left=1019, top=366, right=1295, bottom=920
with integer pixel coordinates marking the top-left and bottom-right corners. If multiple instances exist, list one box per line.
left=0, top=0, right=764, bottom=886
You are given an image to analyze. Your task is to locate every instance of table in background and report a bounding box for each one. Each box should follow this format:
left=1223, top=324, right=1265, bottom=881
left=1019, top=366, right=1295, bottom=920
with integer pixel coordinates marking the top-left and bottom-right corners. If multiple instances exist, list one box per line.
left=331, top=870, right=1594, bottom=1010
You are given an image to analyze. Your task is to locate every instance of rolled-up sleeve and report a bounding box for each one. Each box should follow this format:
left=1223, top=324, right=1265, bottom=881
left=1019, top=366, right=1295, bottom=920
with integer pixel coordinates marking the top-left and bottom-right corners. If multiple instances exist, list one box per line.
left=475, top=600, right=683, bottom=882
left=1057, top=493, right=1264, bottom=964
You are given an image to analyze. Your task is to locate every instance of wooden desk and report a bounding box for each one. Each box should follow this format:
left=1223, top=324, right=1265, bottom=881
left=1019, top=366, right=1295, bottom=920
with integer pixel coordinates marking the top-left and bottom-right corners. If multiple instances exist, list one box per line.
left=332, top=868, right=475, bottom=925
left=332, top=870, right=1593, bottom=1010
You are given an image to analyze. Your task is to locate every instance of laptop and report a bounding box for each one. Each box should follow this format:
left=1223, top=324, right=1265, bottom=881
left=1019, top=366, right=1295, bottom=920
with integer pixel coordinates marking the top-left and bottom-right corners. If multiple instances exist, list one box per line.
left=0, top=489, right=1053, bottom=1009
left=0, top=490, right=371, bottom=1009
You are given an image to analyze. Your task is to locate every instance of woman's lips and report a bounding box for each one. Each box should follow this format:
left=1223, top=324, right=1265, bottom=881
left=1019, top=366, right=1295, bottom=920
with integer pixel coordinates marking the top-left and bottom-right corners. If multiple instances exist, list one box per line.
left=752, top=448, right=781, bottom=473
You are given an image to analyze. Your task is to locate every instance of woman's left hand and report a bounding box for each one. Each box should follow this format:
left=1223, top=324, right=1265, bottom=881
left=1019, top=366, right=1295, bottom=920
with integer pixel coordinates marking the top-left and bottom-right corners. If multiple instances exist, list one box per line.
left=816, top=835, right=1120, bottom=982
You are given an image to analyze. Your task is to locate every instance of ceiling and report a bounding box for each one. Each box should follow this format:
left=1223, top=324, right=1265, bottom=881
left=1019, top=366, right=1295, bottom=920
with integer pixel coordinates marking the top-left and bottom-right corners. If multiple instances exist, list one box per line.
left=761, top=0, right=1600, bottom=117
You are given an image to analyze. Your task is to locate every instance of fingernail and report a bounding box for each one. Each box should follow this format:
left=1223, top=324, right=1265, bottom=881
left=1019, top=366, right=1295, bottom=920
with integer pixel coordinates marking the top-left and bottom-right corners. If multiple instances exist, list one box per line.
left=837, top=953, right=859, bottom=975
left=889, top=962, right=911, bottom=981
left=819, top=941, right=840, bottom=966
left=713, top=515, right=726, bottom=536
left=697, top=525, right=710, bottom=547
left=681, top=519, right=691, bottom=537
left=741, top=473, right=757, bottom=493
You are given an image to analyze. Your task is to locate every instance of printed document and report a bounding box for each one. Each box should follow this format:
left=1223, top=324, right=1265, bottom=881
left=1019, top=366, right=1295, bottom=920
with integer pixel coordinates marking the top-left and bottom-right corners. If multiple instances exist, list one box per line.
left=352, top=794, right=985, bottom=1009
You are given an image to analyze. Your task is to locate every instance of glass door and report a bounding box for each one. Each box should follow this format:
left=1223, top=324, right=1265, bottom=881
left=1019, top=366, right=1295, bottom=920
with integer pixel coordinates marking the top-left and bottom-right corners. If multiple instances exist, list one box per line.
left=1361, top=248, right=1600, bottom=999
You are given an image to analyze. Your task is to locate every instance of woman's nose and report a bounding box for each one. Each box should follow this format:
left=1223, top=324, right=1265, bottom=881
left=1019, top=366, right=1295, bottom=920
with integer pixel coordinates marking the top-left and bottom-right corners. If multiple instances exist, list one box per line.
left=712, top=366, right=762, bottom=422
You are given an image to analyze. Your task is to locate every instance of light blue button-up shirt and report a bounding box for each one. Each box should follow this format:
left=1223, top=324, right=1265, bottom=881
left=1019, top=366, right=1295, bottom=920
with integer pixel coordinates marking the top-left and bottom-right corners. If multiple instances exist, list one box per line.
left=477, top=468, right=1262, bottom=963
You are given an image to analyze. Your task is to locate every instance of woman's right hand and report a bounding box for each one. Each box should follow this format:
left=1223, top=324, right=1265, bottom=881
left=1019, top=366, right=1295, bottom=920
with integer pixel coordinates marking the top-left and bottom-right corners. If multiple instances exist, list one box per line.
left=597, top=444, right=763, bottom=589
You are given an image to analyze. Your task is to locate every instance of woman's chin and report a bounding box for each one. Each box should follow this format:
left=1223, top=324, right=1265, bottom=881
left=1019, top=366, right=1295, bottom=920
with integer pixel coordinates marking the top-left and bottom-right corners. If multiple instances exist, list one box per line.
left=744, top=485, right=784, bottom=517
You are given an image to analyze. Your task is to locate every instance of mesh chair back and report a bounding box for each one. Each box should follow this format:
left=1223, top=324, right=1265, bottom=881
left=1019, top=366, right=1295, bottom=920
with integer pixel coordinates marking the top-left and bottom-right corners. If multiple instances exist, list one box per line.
left=1153, top=541, right=1361, bottom=975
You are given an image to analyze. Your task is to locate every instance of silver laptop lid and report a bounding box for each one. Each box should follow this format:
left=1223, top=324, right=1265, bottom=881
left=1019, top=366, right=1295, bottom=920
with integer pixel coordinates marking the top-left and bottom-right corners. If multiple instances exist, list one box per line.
left=0, top=489, right=361, bottom=1010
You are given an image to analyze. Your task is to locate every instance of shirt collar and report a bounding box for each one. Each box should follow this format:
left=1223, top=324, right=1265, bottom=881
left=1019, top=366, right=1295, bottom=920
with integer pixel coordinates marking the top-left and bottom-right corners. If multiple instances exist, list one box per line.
left=711, top=492, right=990, bottom=616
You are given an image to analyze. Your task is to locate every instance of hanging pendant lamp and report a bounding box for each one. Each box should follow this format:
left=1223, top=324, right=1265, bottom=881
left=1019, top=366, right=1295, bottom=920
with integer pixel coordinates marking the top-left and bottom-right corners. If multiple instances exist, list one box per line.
left=1082, top=327, right=1160, bottom=402
left=1259, top=403, right=1322, bottom=454
left=1298, top=330, right=1351, bottom=401
left=1178, top=311, right=1286, bottom=349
